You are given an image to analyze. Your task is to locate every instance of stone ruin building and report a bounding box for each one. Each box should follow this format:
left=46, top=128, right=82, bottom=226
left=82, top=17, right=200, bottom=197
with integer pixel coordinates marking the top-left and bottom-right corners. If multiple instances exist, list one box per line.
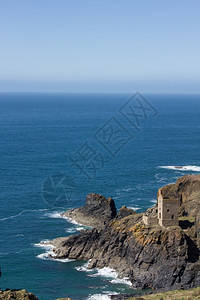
left=143, top=188, right=179, bottom=227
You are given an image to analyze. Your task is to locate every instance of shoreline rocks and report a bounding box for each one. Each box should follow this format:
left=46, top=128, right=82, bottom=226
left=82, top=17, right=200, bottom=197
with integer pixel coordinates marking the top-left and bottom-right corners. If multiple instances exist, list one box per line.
left=0, top=289, right=38, bottom=300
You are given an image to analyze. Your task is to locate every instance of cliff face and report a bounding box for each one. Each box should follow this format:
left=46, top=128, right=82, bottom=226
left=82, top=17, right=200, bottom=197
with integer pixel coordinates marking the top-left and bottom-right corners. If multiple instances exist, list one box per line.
left=51, top=175, right=200, bottom=291
left=52, top=215, right=200, bottom=290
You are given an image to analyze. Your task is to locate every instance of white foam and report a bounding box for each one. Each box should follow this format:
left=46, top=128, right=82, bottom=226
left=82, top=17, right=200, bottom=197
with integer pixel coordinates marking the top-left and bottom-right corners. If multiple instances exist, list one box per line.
left=37, top=252, right=53, bottom=260
left=77, top=264, right=132, bottom=287
left=159, top=165, right=200, bottom=172
left=127, top=206, right=140, bottom=211
left=53, top=257, right=73, bottom=262
left=45, top=211, right=89, bottom=233
left=45, top=211, right=65, bottom=219
left=89, top=267, right=118, bottom=278
left=150, top=199, right=157, bottom=203
left=63, top=216, right=93, bottom=231
left=87, top=294, right=112, bottom=300
left=64, top=216, right=83, bottom=226
left=35, top=240, right=73, bottom=263
left=75, top=260, right=93, bottom=272
left=36, top=249, right=73, bottom=262
left=89, top=267, right=132, bottom=286
left=34, top=240, right=54, bottom=251
left=111, top=277, right=132, bottom=285
left=66, top=226, right=85, bottom=233
left=65, top=228, right=77, bottom=234
left=76, top=226, right=85, bottom=231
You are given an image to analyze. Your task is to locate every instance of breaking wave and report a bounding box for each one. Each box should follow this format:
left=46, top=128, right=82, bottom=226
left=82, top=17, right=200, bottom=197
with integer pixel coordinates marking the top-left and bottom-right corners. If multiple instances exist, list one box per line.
left=44, top=211, right=65, bottom=219
left=34, top=240, right=73, bottom=263
left=87, top=294, right=112, bottom=300
left=88, top=267, right=132, bottom=286
left=65, top=227, right=85, bottom=233
left=127, top=206, right=140, bottom=211
left=87, top=292, right=113, bottom=300
left=76, top=263, right=132, bottom=286
left=150, top=199, right=157, bottom=203
left=159, top=165, right=200, bottom=172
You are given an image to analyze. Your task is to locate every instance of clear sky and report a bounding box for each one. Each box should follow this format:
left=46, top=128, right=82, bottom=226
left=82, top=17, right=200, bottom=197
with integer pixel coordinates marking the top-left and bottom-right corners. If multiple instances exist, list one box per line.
left=0, top=0, right=199, bottom=93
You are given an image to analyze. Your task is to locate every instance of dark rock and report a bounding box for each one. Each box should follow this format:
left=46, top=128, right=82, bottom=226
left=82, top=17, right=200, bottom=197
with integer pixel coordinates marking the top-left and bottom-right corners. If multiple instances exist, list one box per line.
left=117, top=206, right=136, bottom=219
left=62, top=193, right=117, bottom=229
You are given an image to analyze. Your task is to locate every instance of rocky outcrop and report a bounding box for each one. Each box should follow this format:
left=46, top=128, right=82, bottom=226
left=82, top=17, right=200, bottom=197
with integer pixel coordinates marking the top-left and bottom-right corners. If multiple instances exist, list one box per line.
left=62, top=193, right=117, bottom=229
left=0, top=289, right=38, bottom=300
left=117, top=206, right=136, bottom=219
left=51, top=175, right=200, bottom=291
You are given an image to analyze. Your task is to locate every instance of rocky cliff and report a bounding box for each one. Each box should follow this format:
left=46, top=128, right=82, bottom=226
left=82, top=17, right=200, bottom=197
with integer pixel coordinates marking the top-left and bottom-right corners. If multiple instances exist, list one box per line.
left=51, top=175, right=200, bottom=291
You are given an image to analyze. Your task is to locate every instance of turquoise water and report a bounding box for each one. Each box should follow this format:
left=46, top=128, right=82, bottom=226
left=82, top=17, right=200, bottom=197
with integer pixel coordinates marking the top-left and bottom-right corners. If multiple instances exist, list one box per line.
left=0, top=93, right=200, bottom=299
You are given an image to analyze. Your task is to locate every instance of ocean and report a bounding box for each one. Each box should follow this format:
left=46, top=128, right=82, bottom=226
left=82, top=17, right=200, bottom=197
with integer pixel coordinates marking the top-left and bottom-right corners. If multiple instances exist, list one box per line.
left=0, top=92, right=200, bottom=300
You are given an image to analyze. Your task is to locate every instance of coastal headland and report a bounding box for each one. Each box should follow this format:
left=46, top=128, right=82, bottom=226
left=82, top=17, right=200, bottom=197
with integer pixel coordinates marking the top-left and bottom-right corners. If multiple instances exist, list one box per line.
left=49, top=175, right=200, bottom=294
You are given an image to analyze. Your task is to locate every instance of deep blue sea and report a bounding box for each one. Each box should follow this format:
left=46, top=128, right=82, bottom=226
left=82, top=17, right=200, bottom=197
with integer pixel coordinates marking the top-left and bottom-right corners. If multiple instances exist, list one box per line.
left=0, top=93, right=200, bottom=300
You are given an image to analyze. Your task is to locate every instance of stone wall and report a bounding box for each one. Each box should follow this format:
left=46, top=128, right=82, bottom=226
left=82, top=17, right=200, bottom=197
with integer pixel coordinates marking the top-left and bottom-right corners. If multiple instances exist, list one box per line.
left=159, top=199, right=179, bottom=226
left=143, top=215, right=158, bottom=226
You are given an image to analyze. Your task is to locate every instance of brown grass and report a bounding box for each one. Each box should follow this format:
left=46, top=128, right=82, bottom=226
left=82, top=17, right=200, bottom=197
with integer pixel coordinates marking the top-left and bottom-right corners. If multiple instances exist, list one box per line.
left=129, top=286, right=200, bottom=300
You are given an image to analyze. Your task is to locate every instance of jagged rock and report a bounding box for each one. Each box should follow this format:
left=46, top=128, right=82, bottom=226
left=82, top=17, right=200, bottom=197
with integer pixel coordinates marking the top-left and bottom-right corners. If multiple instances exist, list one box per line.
left=62, top=193, right=117, bottom=229
left=117, top=206, right=136, bottom=219
left=0, top=289, right=38, bottom=300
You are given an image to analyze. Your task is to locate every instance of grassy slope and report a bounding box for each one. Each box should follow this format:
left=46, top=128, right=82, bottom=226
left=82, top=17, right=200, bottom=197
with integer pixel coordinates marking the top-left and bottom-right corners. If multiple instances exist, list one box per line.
left=129, top=287, right=200, bottom=300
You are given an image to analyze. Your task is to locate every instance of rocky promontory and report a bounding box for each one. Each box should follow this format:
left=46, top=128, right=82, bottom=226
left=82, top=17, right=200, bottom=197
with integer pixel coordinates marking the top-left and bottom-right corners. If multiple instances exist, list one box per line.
left=51, top=175, right=200, bottom=292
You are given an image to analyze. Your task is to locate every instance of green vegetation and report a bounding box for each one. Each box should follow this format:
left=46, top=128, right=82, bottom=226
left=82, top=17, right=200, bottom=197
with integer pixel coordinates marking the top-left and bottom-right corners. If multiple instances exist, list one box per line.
left=179, top=216, right=195, bottom=223
left=129, top=286, right=200, bottom=300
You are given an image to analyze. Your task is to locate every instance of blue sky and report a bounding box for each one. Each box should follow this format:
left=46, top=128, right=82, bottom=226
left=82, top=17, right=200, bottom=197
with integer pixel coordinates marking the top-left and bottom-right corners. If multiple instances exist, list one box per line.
left=0, top=0, right=199, bottom=92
